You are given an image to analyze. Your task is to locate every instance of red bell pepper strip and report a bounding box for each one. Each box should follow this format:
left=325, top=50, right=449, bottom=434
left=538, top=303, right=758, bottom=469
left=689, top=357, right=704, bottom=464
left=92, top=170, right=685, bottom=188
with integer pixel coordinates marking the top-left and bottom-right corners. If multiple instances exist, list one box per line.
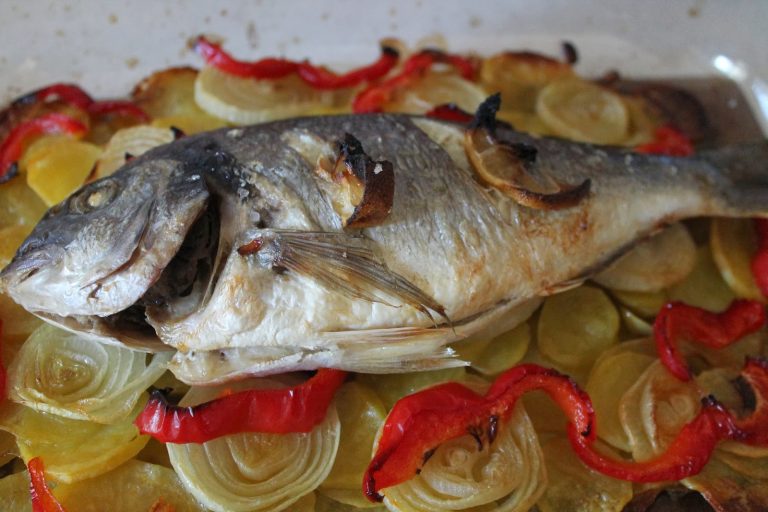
left=352, top=49, right=478, bottom=113
left=12, top=83, right=149, bottom=121
left=135, top=368, right=347, bottom=443
left=364, top=364, right=594, bottom=501
left=194, top=35, right=399, bottom=89
left=28, top=457, right=67, bottom=512
left=635, top=125, right=694, bottom=157
left=364, top=358, right=768, bottom=502
left=13, top=83, right=93, bottom=110
left=86, top=101, right=150, bottom=122
left=425, top=103, right=475, bottom=124
left=0, top=113, right=88, bottom=183
left=653, top=299, right=766, bottom=381
left=751, top=218, right=768, bottom=297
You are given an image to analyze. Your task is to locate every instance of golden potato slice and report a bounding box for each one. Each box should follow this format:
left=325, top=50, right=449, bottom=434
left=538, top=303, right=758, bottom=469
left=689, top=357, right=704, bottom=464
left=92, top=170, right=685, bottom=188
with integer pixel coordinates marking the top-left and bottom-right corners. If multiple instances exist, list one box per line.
left=710, top=218, right=764, bottom=301
left=593, top=223, right=696, bottom=292
left=537, top=436, right=633, bottom=512
left=668, top=245, right=736, bottom=311
left=586, top=351, right=656, bottom=452
left=0, top=471, right=31, bottom=512
left=94, top=125, right=175, bottom=178
left=536, top=79, right=629, bottom=145
left=384, top=70, right=487, bottom=114
left=25, top=138, right=102, bottom=206
left=195, top=66, right=337, bottom=124
left=0, top=225, right=30, bottom=270
left=356, top=367, right=467, bottom=409
left=0, top=293, right=42, bottom=351
left=537, top=285, right=620, bottom=371
left=496, top=109, right=553, bottom=136
left=480, top=51, right=573, bottom=112
left=321, top=382, right=387, bottom=495
left=53, top=460, right=206, bottom=512
left=469, top=321, right=531, bottom=376
left=151, top=114, right=227, bottom=135
left=0, top=402, right=148, bottom=483
left=622, top=95, right=663, bottom=146
left=0, top=178, right=47, bottom=229
left=611, top=289, right=667, bottom=318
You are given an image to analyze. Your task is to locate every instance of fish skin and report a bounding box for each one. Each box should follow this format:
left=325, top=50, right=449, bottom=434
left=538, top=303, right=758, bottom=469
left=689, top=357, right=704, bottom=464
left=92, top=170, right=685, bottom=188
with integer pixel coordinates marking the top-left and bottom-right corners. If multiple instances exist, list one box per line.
left=0, top=114, right=766, bottom=375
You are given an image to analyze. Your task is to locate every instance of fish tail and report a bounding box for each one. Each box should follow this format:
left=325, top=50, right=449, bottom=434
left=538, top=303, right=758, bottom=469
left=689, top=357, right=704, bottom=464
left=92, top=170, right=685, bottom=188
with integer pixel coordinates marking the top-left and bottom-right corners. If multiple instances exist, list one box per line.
left=701, top=141, right=768, bottom=217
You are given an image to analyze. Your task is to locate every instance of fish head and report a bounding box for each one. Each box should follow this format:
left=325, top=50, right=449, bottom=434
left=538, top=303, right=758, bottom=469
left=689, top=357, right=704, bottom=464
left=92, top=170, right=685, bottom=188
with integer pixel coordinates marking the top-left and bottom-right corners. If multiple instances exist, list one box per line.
left=0, top=158, right=210, bottom=317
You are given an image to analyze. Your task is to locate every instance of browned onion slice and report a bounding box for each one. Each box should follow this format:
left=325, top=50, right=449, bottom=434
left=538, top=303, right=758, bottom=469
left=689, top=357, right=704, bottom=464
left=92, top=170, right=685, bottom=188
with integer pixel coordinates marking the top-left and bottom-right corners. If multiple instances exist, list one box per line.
left=464, top=95, right=590, bottom=210
left=315, top=133, right=394, bottom=228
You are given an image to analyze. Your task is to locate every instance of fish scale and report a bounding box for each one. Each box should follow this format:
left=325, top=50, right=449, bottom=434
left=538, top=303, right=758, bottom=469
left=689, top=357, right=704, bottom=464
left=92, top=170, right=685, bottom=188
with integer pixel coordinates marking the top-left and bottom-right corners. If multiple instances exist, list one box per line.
left=0, top=113, right=766, bottom=380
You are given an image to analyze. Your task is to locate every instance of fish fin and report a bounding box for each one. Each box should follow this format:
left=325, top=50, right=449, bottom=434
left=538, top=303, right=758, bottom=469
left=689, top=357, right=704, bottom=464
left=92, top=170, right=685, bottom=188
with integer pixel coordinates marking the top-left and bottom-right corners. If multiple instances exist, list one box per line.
left=239, top=230, right=449, bottom=324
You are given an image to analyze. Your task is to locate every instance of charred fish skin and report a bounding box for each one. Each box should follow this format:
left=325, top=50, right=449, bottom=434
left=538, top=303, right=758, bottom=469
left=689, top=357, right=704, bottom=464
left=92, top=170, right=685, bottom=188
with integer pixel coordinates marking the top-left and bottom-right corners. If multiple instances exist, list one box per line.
left=1, top=114, right=767, bottom=374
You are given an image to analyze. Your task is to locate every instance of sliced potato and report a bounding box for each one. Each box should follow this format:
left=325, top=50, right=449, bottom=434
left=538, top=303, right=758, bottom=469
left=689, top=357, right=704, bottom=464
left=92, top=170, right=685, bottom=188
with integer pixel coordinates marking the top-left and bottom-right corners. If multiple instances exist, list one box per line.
left=0, top=224, right=30, bottom=270
left=384, top=70, right=487, bottom=114
left=710, top=217, right=764, bottom=301
left=25, top=138, right=102, bottom=206
left=0, top=471, right=31, bottom=512
left=321, top=382, right=387, bottom=493
left=496, top=109, right=553, bottom=136
left=151, top=114, right=227, bottom=135
left=53, top=460, right=206, bottom=512
left=622, top=95, right=662, bottom=146
left=195, top=66, right=337, bottom=124
left=480, top=51, right=573, bottom=112
left=593, top=223, right=696, bottom=292
left=470, top=321, right=531, bottom=376
left=94, top=125, right=175, bottom=178
left=668, top=245, right=736, bottom=311
left=0, top=177, right=47, bottom=228
left=537, top=436, right=633, bottom=512
left=356, top=367, right=467, bottom=409
left=0, top=293, right=42, bottom=350
left=611, top=289, right=667, bottom=318
left=683, top=450, right=768, bottom=511
left=537, top=79, right=629, bottom=145
left=537, top=285, right=620, bottom=371
left=586, top=351, right=656, bottom=452
left=0, top=402, right=148, bottom=483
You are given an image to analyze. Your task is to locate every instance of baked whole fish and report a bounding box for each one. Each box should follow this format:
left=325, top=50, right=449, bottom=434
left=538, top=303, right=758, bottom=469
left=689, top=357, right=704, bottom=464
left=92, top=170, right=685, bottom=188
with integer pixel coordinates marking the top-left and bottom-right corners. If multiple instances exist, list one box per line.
left=1, top=98, right=767, bottom=383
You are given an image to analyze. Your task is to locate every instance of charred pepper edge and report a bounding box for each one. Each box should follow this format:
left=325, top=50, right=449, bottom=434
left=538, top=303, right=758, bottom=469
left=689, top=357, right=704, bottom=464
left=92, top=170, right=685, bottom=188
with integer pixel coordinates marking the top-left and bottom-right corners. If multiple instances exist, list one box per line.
left=194, top=35, right=400, bottom=90
left=363, top=356, right=768, bottom=502
left=134, top=368, right=347, bottom=444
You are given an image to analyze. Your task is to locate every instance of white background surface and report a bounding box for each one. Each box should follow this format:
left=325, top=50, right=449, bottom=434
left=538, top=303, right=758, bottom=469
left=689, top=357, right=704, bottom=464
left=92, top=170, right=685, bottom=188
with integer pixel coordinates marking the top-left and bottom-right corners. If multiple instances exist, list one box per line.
left=0, top=0, right=766, bottom=127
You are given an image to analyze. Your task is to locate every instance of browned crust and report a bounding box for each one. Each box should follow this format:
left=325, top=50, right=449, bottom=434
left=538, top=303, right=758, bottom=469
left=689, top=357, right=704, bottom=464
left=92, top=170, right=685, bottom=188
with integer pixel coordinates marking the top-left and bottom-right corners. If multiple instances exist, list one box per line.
left=336, top=133, right=395, bottom=228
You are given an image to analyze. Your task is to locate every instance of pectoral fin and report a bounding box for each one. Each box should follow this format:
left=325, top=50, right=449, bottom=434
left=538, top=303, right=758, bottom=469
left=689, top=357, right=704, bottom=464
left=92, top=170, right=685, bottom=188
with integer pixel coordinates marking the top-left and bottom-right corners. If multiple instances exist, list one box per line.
left=237, top=230, right=449, bottom=324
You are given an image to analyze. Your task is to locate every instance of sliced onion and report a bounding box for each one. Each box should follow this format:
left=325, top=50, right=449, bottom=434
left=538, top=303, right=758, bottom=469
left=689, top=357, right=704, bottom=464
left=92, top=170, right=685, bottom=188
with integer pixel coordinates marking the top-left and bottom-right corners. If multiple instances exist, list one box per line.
left=167, top=379, right=340, bottom=512
left=9, top=324, right=171, bottom=424
left=382, top=404, right=546, bottom=512
left=93, top=125, right=175, bottom=178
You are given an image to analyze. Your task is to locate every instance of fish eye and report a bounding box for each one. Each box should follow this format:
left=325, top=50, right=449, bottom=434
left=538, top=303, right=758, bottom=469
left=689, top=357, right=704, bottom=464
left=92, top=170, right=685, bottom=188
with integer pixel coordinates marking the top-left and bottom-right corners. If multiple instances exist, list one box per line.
left=68, top=180, right=119, bottom=214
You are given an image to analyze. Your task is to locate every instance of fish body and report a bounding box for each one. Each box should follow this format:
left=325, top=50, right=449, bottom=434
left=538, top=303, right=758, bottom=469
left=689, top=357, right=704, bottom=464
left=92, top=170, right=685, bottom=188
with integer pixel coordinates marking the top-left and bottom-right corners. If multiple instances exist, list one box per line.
left=1, top=114, right=766, bottom=382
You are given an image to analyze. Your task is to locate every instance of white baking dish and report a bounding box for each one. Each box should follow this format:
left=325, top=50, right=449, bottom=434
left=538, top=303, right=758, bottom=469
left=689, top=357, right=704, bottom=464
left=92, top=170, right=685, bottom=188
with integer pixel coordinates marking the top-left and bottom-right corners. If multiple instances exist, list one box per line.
left=1, top=0, right=766, bottom=132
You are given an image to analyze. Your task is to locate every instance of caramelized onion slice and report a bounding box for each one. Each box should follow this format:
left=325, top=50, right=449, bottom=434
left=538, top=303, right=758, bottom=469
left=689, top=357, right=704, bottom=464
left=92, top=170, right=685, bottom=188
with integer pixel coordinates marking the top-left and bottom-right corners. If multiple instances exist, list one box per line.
left=465, top=95, right=590, bottom=210
left=315, top=133, right=394, bottom=228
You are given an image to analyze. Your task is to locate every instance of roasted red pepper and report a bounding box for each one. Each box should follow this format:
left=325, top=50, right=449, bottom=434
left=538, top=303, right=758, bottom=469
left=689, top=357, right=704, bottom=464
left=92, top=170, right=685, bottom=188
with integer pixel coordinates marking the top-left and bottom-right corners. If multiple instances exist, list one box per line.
left=364, top=359, right=768, bottom=501
left=364, top=364, right=594, bottom=501
left=194, top=36, right=399, bottom=89
left=425, top=103, right=475, bottom=124
left=135, top=368, right=347, bottom=443
left=353, top=49, right=477, bottom=113
left=0, top=113, right=88, bottom=183
left=28, top=457, right=67, bottom=512
left=13, top=83, right=149, bottom=122
left=751, top=218, right=768, bottom=297
left=635, top=125, right=694, bottom=157
left=14, top=83, right=93, bottom=110
left=653, top=299, right=766, bottom=381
